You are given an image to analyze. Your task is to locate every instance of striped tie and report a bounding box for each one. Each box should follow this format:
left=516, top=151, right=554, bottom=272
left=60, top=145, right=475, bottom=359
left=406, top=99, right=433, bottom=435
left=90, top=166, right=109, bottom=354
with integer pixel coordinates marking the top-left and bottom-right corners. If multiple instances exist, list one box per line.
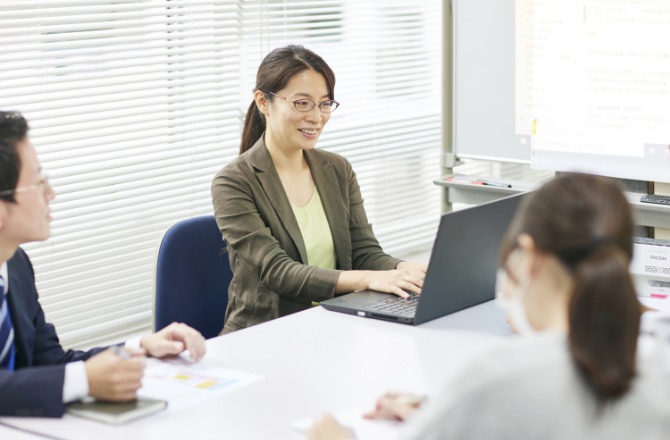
left=0, top=275, right=15, bottom=371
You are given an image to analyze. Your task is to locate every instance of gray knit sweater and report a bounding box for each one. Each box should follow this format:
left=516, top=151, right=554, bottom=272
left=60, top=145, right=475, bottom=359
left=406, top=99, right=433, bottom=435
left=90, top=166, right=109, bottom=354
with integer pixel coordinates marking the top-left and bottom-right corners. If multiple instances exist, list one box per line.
left=400, top=332, right=670, bottom=440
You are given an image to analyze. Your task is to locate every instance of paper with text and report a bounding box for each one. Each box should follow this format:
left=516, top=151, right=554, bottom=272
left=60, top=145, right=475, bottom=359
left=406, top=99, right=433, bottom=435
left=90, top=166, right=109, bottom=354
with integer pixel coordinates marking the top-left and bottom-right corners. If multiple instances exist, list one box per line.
left=139, top=357, right=263, bottom=411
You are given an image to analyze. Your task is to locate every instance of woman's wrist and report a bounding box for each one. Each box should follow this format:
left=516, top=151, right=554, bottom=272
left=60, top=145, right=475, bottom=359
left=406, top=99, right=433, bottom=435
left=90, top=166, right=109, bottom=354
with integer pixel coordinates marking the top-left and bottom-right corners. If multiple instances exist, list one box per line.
left=335, top=270, right=373, bottom=294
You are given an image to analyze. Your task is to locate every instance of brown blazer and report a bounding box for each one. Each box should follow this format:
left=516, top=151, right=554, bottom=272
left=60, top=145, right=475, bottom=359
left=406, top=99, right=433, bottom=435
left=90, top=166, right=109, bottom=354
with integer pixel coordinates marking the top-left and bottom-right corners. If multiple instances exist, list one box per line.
left=211, top=137, right=401, bottom=333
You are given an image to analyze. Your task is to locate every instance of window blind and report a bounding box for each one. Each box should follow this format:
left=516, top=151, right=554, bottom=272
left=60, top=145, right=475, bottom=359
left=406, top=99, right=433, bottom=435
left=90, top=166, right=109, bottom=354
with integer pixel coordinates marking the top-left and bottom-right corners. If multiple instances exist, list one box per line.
left=0, top=0, right=442, bottom=349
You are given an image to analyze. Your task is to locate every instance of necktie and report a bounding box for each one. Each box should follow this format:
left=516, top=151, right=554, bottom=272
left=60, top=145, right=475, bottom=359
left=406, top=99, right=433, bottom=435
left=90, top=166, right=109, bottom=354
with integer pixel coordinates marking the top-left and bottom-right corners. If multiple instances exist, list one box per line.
left=0, top=275, right=15, bottom=371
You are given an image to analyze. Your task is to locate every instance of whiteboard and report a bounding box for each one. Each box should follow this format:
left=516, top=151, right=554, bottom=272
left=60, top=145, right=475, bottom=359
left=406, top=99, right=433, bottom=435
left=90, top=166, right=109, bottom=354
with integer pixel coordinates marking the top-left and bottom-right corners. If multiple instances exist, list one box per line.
left=452, top=0, right=670, bottom=183
left=453, top=0, right=530, bottom=163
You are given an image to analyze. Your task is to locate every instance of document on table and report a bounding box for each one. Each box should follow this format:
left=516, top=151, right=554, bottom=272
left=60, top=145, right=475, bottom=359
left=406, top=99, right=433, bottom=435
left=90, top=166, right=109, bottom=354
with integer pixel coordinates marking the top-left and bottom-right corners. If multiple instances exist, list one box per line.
left=292, top=408, right=403, bottom=440
left=139, top=356, right=263, bottom=410
left=0, top=358, right=263, bottom=438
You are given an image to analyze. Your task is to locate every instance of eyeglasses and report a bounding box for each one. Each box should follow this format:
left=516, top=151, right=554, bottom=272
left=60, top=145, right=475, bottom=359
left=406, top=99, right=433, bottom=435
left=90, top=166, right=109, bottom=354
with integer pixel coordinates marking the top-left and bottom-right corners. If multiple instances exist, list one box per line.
left=0, top=111, right=23, bottom=121
left=264, top=91, right=340, bottom=113
left=0, top=174, right=51, bottom=197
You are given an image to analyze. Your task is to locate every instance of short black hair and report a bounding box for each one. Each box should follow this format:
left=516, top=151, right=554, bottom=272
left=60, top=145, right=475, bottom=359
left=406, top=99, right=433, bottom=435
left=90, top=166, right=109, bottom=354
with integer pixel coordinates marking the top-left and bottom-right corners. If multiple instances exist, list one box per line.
left=0, top=110, right=29, bottom=203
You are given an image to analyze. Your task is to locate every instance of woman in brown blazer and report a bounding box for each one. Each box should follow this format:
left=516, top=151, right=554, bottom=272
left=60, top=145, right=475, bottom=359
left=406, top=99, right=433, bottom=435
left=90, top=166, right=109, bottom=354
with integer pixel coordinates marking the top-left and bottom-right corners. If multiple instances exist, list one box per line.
left=211, top=45, right=427, bottom=334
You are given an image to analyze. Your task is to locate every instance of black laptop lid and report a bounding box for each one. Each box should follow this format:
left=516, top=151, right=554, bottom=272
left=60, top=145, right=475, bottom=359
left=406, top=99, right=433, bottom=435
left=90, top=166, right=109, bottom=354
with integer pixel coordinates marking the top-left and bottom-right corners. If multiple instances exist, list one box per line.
left=414, top=193, right=527, bottom=324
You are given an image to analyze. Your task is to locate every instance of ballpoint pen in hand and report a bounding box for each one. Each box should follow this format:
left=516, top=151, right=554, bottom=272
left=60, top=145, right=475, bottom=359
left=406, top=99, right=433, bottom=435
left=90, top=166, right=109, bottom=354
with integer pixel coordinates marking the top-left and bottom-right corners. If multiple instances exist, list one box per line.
left=111, top=345, right=133, bottom=359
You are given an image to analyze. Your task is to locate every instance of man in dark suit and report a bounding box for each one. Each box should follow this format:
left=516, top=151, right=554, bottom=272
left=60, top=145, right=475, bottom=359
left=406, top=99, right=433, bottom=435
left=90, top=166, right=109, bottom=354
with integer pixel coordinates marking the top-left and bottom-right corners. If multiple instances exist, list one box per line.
left=0, top=110, right=206, bottom=417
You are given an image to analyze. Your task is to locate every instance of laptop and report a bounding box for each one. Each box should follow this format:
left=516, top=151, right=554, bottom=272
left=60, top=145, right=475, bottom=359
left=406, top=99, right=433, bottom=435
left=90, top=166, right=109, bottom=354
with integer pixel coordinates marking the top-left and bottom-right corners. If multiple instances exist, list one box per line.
left=320, top=192, right=527, bottom=325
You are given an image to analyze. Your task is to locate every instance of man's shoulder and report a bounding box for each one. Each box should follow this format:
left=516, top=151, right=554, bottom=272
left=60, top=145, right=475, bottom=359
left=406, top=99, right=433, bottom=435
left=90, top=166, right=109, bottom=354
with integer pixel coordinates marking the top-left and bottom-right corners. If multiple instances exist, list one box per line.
left=7, top=247, right=32, bottom=272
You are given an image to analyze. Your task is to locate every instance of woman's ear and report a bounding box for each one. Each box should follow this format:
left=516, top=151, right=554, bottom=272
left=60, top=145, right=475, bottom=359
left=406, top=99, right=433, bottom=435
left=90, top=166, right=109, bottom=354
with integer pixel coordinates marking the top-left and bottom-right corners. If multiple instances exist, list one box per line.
left=254, top=90, right=269, bottom=117
left=516, top=234, right=535, bottom=253
left=516, top=233, right=543, bottom=276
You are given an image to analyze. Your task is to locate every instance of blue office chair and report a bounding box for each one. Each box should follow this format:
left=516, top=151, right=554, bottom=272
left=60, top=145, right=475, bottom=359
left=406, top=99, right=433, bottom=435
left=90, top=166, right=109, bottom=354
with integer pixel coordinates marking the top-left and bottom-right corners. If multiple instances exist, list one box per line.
left=154, top=215, right=232, bottom=339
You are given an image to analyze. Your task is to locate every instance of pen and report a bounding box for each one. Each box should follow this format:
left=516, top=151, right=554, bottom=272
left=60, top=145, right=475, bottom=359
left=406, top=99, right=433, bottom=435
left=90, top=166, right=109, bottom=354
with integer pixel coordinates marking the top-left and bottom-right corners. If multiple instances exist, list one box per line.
left=478, top=179, right=512, bottom=189
left=112, top=345, right=133, bottom=359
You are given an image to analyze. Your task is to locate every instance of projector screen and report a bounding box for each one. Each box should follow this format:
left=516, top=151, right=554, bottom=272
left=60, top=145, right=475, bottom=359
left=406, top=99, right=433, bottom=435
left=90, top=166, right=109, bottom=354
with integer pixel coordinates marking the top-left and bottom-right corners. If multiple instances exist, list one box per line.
left=453, top=0, right=670, bottom=183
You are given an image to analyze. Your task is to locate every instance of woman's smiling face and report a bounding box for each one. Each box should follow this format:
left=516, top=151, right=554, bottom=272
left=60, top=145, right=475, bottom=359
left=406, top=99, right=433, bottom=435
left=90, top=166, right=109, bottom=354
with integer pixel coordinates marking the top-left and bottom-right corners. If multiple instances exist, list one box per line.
left=260, top=69, right=332, bottom=152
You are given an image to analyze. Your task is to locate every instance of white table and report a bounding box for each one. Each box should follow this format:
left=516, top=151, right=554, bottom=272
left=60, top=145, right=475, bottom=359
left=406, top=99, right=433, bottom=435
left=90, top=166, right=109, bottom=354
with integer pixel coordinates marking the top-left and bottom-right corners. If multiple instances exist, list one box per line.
left=0, top=301, right=510, bottom=440
left=0, top=424, right=45, bottom=439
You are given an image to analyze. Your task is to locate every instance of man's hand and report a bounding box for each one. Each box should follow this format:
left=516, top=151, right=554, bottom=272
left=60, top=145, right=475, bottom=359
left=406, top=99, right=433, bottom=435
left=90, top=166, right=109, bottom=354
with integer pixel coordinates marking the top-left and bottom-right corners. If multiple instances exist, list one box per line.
left=84, top=348, right=145, bottom=401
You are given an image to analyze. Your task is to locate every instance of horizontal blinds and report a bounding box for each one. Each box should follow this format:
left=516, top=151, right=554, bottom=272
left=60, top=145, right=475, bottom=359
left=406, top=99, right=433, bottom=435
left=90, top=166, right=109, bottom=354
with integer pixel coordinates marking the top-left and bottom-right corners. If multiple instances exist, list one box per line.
left=0, top=0, right=441, bottom=349
left=1, top=0, right=241, bottom=349
left=241, top=0, right=443, bottom=254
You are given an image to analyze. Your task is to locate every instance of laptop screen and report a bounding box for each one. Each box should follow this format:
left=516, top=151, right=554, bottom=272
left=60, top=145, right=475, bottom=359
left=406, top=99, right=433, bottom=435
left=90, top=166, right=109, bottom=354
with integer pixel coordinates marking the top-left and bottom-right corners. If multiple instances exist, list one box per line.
left=414, top=193, right=527, bottom=324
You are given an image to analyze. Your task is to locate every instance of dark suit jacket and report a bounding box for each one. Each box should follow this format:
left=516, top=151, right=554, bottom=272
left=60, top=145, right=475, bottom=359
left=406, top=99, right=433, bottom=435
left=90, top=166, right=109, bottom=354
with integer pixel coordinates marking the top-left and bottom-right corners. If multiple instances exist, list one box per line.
left=211, top=137, right=402, bottom=333
left=0, top=248, right=104, bottom=417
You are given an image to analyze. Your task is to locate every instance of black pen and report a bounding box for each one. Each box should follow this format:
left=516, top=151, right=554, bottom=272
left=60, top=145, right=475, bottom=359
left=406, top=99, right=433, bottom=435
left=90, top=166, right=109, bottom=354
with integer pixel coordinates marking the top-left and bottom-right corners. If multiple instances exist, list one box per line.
left=479, top=179, right=512, bottom=189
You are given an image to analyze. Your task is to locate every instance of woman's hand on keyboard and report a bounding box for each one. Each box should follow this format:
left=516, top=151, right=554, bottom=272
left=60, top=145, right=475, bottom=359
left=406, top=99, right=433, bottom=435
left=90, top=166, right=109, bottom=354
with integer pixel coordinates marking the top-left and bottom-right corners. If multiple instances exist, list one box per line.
left=366, top=267, right=425, bottom=298
left=335, top=261, right=426, bottom=296
left=396, top=261, right=428, bottom=278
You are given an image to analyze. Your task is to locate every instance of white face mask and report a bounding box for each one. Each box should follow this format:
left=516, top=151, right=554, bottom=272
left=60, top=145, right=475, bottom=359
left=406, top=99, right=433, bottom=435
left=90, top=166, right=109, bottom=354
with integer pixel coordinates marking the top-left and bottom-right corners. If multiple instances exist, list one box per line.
left=495, top=269, right=537, bottom=336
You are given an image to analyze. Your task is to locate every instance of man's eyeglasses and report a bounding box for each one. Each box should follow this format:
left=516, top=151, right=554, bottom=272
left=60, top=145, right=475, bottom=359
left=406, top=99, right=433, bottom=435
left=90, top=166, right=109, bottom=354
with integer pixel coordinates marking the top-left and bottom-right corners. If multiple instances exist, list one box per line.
left=0, top=174, right=51, bottom=197
left=264, top=91, right=340, bottom=114
left=0, top=111, right=23, bottom=121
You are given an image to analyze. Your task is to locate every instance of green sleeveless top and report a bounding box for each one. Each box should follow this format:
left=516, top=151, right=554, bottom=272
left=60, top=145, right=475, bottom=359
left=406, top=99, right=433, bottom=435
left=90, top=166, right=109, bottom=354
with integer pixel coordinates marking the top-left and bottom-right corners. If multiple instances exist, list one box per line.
left=291, top=189, right=336, bottom=269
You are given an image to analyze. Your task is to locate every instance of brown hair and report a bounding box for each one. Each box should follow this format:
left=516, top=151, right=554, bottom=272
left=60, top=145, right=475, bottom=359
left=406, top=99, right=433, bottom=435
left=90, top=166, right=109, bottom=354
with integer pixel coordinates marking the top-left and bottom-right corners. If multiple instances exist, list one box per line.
left=500, top=173, right=640, bottom=405
left=239, top=45, right=336, bottom=155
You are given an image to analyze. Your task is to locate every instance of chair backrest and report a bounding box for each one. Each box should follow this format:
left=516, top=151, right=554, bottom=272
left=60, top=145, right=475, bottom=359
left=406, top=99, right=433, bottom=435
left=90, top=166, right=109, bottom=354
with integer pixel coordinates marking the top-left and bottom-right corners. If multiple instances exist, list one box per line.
left=154, top=215, right=232, bottom=339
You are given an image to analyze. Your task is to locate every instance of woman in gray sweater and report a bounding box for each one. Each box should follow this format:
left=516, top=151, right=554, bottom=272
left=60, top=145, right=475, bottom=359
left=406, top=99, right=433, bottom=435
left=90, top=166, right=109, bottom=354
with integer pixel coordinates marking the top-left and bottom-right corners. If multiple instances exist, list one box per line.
left=310, top=173, right=670, bottom=440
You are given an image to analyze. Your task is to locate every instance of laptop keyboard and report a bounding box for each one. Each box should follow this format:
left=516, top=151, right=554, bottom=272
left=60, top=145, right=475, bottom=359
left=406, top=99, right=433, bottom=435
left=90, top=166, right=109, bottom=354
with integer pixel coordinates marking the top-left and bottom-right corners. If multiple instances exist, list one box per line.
left=370, top=293, right=420, bottom=317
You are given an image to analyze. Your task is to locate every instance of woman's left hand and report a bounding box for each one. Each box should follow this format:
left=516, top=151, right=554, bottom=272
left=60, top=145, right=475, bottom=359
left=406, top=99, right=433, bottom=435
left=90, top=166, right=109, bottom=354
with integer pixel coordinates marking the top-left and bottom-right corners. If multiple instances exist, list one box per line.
left=396, top=261, right=428, bottom=279
left=140, top=322, right=206, bottom=361
left=363, top=391, right=425, bottom=422
left=308, top=414, right=355, bottom=440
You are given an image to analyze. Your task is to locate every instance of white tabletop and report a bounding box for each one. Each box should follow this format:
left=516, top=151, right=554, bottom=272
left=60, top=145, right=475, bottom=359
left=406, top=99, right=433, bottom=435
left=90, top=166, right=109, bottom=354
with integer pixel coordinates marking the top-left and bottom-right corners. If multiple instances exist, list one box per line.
left=3, top=297, right=669, bottom=439
left=0, top=301, right=511, bottom=440
left=0, top=424, right=46, bottom=440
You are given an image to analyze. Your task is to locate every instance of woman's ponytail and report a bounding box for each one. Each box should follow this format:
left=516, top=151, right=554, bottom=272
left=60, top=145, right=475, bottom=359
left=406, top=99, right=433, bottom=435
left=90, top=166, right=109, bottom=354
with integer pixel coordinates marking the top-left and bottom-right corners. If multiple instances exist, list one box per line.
left=505, top=173, right=639, bottom=405
left=239, top=100, right=265, bottom=155
left=567, top=244, right=641, bottom=405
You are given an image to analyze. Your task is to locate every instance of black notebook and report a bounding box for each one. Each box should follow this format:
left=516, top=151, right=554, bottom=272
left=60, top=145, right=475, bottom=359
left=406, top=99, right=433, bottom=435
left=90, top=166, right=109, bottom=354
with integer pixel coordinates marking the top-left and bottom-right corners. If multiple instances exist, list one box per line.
left=67, top=397, right=167, bottom=425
